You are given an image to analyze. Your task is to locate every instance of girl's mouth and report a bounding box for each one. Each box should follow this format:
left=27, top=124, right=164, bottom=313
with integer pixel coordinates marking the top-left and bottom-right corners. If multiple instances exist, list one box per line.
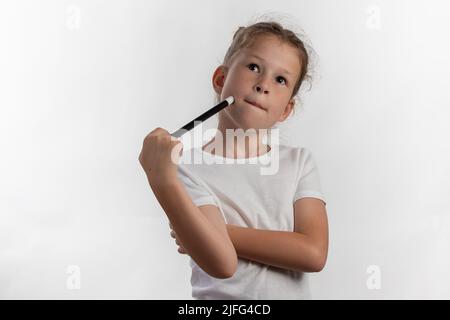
left=244, top=99, right=266, bottom=111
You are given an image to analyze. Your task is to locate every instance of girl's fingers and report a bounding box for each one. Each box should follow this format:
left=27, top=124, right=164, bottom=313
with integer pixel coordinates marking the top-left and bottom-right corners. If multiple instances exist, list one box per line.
left=148, top=127, right=168, bottom=137
left=168, top=226, right=186, bottom=254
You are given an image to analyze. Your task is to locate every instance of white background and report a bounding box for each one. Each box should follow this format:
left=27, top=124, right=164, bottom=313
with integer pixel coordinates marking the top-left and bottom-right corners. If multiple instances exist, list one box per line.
left=1, top=0, right=449, bottom=299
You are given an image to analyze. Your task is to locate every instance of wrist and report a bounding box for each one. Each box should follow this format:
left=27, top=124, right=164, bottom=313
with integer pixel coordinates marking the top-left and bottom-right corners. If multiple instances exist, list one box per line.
left=226, top=224, right=239, bottom=234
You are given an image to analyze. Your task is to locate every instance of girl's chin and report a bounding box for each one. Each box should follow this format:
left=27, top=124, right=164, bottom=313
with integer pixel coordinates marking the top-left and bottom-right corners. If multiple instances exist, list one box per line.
left=222, top=109, right=267, bottom=130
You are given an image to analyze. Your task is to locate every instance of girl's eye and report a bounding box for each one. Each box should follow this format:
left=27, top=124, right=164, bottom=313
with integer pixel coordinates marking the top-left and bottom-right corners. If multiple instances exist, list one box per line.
left=247, top=63, right=286, bottom=85
left=277, top=76, right=287, bottom=85
left=248, top=63, right=259, bottom=72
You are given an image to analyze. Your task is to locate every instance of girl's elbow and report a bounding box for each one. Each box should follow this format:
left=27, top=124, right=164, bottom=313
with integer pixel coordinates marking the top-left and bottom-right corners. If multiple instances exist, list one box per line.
left=310, top=258, right=326, bottom=273
left=210, top=250, right=238, bottom=279
left=211, top=262, right=237, bottom=279
left=220, top=252, right=238, bottom=278
left=216, top=266, right=236, bottom=279
left=310, top=249, right=327, bottom=273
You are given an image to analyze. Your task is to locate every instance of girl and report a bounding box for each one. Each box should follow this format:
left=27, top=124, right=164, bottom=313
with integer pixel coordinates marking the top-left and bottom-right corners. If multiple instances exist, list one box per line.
left=139, top=21, right=328, bottom=299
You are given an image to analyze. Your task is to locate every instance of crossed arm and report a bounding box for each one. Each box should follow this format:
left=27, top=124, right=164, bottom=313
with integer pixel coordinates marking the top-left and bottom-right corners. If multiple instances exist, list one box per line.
left=173, top=197, right=329, bottom=273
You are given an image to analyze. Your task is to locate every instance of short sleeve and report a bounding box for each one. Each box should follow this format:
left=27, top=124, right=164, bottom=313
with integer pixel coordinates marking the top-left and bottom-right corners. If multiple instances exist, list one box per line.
left=177, top=164, right=218, bottom=207
left=293, top=149, right=327, bottom=205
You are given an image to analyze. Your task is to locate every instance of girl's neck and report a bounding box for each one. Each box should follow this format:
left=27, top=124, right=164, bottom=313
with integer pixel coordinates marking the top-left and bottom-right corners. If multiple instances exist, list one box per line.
left=202, top=124, right=271, bottom=159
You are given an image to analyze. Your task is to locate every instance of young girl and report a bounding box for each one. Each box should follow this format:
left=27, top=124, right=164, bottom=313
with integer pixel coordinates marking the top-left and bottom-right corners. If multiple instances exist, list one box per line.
left=139, top=21, right=328, bottom=299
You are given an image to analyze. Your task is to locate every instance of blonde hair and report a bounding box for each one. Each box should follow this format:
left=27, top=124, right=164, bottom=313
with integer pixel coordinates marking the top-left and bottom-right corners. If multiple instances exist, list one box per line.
left=216, top=20, right=315, bottom=114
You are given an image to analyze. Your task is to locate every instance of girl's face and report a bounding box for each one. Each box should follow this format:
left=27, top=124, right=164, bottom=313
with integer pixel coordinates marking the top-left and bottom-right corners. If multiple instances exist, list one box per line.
left=213, top=35, right=302, bottom=131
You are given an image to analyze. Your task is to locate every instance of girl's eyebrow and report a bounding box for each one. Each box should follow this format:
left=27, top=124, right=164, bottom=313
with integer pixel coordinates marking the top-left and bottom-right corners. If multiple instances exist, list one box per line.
left=247, top=54, right=292, bottom=76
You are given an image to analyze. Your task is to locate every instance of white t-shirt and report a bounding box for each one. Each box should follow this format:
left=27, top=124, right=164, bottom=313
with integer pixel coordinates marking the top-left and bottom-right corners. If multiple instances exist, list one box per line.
left=176, top=143, right=326, bottom=300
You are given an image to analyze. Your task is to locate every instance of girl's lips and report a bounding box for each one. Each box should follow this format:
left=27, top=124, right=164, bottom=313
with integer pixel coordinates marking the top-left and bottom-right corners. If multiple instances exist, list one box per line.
left=244, top=99, right=266, bottom=111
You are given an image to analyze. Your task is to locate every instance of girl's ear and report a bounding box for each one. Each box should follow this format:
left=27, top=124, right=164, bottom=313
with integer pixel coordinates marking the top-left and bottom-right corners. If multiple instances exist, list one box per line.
left=278, top=98, right=295, bottom=122
left=212, top=65, right=228, bottom=94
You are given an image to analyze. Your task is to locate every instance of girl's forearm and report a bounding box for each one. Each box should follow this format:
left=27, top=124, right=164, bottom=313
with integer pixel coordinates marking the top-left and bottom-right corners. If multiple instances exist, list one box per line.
left=226, top=224, right=325, bottom=273
left=151, top=178, right=237, bottom=278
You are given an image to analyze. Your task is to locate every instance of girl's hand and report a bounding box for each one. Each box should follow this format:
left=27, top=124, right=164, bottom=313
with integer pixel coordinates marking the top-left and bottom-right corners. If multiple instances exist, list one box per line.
left=139, top=127, right=184, bottom=187
left=169, top=222, right=188, bottom=255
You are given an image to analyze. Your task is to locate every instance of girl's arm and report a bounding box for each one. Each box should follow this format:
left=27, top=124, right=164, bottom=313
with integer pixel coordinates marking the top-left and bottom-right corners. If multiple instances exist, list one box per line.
left=153, top=181, right=237, bottom=278
left=226, top=197, right=328, bottom=273
left=139, top=127, right=237, bottom=279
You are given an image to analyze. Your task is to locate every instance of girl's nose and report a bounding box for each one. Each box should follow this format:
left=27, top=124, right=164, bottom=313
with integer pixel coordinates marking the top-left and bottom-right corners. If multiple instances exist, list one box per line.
left=255, top=84, right=269, bottom=94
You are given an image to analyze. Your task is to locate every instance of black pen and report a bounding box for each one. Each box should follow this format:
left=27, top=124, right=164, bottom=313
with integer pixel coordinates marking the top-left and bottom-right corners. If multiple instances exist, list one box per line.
left=171, top=96, right=235, bottom=138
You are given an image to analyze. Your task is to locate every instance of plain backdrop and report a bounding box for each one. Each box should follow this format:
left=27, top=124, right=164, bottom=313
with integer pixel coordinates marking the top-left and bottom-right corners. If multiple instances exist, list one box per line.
left=1, top=0, right=449, bottom=299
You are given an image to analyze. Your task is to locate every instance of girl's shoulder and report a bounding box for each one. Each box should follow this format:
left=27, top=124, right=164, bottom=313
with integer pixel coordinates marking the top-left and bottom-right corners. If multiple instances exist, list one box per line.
left=277, top=143, right=313, bottom=160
